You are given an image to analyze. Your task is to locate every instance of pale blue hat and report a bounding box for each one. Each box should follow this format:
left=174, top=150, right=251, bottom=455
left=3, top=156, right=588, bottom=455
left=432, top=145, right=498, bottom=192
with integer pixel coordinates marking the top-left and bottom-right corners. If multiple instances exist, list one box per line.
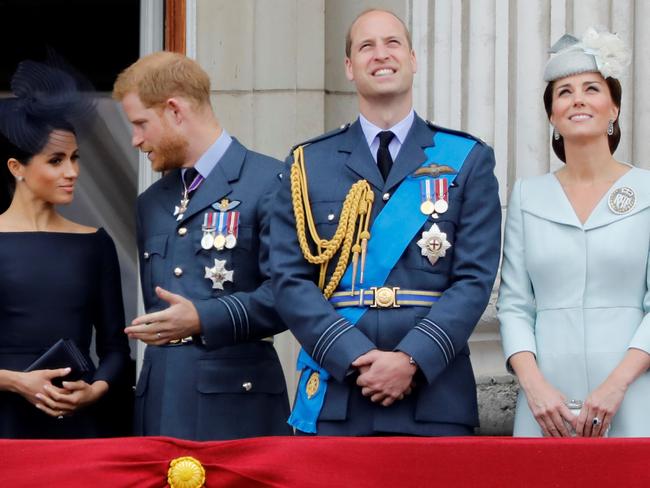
left=543, top=27, right=630, bottom=82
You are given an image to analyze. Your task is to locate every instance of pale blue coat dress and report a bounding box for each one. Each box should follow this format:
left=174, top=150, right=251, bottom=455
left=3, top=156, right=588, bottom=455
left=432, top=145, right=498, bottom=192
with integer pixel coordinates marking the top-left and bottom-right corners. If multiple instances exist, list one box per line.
left=498, top=166, right=650, bottom=437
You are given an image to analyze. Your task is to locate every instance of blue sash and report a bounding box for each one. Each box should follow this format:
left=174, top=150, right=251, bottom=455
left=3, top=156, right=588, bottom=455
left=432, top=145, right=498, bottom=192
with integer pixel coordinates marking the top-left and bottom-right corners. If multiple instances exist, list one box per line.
left=288, top=131, right=477, bottom=433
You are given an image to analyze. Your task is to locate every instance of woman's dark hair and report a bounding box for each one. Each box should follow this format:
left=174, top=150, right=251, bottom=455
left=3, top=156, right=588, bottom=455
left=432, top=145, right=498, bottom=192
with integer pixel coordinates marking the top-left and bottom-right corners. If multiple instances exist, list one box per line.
left=0, top=133, right=30, bottom=212
left=543, top=76, right=622, bottom=163
left=0, top=56, right=92, bottom=213
left=0, top=121, right=76, bottom=212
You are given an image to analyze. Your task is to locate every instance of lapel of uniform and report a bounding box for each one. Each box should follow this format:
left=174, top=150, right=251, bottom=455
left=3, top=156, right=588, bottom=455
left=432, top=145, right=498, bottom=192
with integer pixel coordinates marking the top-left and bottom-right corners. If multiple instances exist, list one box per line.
left=384, top=115, right=430, bottom=192
left=159, top=169, right=184, bottom=214
left=179, top=138, right=246, bottom=223
left=519, top=173, right=582, bottom=228
left=584, top=167, right=650, bottom=230
left=340, top=119, right=385, bottom=191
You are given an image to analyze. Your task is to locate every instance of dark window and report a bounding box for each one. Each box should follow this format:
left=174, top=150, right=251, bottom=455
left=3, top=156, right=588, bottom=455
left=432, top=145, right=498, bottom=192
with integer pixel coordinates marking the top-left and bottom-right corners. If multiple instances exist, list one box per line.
left=0, top=0, right=139, bottom=91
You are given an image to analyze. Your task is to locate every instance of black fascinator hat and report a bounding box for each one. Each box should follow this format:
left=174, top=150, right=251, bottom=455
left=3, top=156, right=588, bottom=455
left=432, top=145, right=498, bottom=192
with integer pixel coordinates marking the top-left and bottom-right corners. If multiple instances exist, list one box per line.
left=0, top=53, right=96, bottom=157
left=0, top=53, right=95, bottom=211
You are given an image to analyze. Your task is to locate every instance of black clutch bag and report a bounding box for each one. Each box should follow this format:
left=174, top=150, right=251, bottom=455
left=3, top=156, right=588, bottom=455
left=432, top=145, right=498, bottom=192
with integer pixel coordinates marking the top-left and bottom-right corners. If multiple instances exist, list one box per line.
left=25, top=339, right=92, bottom=386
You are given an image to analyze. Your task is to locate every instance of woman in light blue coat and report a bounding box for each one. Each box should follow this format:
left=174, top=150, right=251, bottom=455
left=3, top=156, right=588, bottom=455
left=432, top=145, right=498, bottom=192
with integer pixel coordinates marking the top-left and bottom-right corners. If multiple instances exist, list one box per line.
left=498, top=27, right=650, bottom=437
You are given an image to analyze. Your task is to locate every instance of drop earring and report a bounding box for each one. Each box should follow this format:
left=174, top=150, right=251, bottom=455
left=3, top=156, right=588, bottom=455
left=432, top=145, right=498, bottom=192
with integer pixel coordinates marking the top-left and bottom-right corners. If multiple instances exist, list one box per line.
left=553, top=127, right=560, bottom=141
left=607, top=119, right=614, bottom=136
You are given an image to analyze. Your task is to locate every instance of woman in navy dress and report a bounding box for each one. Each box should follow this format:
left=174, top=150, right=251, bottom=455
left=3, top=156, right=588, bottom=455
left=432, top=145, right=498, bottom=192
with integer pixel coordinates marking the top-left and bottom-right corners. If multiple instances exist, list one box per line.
left=0, top=60, right=131, bottom=438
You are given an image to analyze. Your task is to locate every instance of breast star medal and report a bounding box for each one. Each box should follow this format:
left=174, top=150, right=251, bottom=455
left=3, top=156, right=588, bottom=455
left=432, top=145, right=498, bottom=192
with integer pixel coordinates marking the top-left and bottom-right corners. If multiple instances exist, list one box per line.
left=204, top=259, right=234, bottom=290
left=608, top=187, right=636, bottom=215
left=417, top=224, right=451, bottom=265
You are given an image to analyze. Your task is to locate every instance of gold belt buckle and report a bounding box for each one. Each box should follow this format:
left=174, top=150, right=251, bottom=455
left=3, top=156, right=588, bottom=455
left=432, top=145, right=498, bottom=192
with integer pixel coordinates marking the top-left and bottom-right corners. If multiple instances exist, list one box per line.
left=370, top=286, right=400, bottom=308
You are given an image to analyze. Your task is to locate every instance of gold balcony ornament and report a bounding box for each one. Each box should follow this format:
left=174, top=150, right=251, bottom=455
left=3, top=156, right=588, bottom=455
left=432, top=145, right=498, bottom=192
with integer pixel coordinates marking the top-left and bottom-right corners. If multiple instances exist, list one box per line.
left=168, top=456, right=206, bottom=488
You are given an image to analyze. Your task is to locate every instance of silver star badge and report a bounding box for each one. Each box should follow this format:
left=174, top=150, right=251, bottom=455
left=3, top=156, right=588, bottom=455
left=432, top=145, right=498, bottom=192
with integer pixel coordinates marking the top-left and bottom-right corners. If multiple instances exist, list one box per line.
left=204, top=259, right=234, bottom=290
left=417, top=224, right=451, bottom=265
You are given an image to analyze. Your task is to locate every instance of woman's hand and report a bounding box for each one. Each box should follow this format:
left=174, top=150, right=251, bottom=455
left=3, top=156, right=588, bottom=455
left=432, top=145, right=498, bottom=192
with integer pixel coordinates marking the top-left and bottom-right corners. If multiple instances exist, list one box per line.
left=509, top=351, right=574, bottom=437
left=576, top=348, right=650, bottom=437
left=36, top=380, right=109, bottom=418
left=7, top=368, right=71, bottom=408
left=521, top=376, right=575, bottom=437
left=576, top=378, right=626, bottom=437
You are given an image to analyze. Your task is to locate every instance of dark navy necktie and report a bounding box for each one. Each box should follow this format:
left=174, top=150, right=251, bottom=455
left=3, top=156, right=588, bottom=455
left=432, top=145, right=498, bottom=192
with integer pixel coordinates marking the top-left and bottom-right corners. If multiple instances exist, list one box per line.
left=377, top=131, right=395, bottom=181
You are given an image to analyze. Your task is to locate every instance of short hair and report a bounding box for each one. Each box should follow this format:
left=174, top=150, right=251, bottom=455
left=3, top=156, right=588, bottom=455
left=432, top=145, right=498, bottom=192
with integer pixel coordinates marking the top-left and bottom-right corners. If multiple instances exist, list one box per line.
left=543, top=77, right=622, bottom=163
left=345, top=9, right=412, bottom=58
left=113, top=51, right=211, bottom=108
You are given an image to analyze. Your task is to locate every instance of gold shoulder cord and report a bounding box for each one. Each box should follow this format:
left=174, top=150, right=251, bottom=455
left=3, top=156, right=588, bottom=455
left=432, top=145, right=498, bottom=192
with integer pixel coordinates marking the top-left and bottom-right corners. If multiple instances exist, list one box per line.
left=290, top=145, right=374, bottom=298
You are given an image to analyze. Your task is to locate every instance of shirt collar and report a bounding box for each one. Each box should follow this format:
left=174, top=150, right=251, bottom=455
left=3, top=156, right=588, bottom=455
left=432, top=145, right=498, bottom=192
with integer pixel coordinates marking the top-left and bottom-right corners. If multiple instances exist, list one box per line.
left=191, top=129, right=233, bottom=178
left=359, top=109, right=415, bottom=147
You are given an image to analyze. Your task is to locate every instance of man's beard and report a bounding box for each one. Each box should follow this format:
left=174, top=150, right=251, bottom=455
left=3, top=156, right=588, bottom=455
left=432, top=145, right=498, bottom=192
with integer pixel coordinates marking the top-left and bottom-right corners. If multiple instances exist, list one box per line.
left=152, top=132, right=189, bottom=172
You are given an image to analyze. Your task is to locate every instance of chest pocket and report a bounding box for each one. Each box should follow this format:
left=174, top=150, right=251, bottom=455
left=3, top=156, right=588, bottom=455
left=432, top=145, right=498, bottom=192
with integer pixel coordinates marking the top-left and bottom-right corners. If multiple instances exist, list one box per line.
left=310, top=201, right=344, bottom=241
left=190, top=224, right=257, bottom=299
left=404, top=188, right=461, bottom=274
left=141, top=234, right=168, bottom=303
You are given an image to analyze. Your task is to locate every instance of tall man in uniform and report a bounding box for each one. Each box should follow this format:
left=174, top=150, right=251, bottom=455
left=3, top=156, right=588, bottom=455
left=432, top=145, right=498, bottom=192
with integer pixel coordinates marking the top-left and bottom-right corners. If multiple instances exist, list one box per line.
left=113, top=52, right=291, bottom=440
left=271, top=9, right=501, bottom=436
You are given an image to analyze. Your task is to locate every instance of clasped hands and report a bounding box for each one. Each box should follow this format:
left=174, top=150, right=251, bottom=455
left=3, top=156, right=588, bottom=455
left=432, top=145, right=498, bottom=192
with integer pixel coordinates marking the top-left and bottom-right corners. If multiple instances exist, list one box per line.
left=14, top=368, right=108, bottom=418
left=524, top=376, right=624, bottom=437
left=125, top=286, right=200, bottom=345
left=352, top=349, right=417, bottom=407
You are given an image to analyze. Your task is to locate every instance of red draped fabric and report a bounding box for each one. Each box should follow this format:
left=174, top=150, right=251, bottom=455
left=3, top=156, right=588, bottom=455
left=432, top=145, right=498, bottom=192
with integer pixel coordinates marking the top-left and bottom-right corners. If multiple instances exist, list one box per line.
left=1, top=436, right=648, bottom=487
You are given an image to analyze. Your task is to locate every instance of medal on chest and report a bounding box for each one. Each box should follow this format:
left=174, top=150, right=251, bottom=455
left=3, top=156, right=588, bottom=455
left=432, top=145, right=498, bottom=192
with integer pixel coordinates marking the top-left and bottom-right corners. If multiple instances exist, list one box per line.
left=201, top=212, right=216, bottom=249
left=213, top=211, right=227, bottom=250
left=201, top=207, right=240, bottom=252
left=420, top=177, right=449, bottom=219
left=204, top=258, right=234, bottom=289
left=224, top=211, right=239, bottom=249
left=417, top=224, right=451, bottom=265
left=172, top=171, right=204, bottom=221
left=173, top=190, right=190, bottom=221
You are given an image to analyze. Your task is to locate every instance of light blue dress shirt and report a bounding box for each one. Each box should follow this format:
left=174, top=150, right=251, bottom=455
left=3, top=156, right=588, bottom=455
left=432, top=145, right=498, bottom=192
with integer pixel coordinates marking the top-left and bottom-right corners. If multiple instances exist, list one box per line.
left=359, top=110, right=414, bottom=164
left=182, top=128, right=233, bottom=181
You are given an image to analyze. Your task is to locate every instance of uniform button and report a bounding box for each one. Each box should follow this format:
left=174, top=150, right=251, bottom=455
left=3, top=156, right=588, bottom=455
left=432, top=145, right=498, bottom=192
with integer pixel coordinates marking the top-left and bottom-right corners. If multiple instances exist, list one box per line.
left=327, top=213, right=335, bottom=221
left=143, top=252, right=150, bottom=259
left=382, top=192, right=390, bottom=201
left=173, top=267, right=183, bottom=277
left=242, top=382, right=253, bottom=392
left=178, top=227, right=187, bottom=236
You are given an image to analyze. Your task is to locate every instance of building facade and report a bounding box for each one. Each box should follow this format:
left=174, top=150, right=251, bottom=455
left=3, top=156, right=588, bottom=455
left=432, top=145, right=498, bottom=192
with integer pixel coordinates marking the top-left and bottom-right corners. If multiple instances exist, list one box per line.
left=135, top=0, right=650, bottom=433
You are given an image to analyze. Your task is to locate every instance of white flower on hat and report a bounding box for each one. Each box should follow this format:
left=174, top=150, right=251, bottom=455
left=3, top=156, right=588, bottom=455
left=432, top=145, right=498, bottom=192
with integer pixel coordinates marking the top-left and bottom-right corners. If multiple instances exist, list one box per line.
left=581, top=26, right=631, bottom=79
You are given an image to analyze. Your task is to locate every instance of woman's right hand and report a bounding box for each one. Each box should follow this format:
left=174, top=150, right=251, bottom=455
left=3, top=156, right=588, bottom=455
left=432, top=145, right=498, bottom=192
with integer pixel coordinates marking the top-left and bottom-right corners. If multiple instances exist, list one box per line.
left=9, top=368, right=71, bottom=413
left=509, top=351, right=574, bottom=437
left=521, top=376, right=575, bottom=437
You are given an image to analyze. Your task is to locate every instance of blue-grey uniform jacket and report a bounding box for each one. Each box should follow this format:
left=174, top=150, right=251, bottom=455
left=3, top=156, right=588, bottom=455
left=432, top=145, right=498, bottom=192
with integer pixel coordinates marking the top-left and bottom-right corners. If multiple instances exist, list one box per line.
left=271, top=115, right=501, bottom=435
left=135, top=138, right=291, bottom=440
